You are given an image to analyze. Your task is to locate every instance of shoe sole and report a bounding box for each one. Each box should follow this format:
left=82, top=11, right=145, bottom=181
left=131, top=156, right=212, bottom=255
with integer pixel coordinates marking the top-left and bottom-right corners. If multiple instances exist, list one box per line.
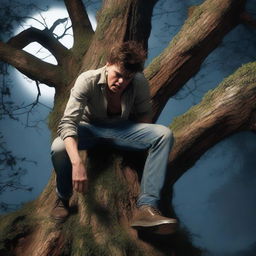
left=131, top=221, right=178, bottom=235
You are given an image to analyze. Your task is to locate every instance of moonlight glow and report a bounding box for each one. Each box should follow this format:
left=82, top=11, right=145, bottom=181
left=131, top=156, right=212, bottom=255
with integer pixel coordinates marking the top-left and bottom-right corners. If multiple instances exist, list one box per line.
left=15, top=7, right=96, bottom=99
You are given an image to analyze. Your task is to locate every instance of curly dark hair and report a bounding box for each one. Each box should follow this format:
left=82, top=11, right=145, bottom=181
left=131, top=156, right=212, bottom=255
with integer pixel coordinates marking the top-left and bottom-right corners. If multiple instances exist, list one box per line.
left=106, top=41, right=147, bottom=73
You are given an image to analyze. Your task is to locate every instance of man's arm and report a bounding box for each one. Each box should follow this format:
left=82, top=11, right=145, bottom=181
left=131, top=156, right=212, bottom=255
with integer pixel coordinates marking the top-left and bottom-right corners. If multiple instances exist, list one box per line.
left=58, top=73, right=91, bottom=194
left=64, top=137, right=88, bottom=193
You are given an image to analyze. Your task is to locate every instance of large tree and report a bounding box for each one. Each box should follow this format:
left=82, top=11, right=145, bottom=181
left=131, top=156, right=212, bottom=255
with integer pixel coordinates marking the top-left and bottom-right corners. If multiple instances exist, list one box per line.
left=0, top=0, right=255, bottom=255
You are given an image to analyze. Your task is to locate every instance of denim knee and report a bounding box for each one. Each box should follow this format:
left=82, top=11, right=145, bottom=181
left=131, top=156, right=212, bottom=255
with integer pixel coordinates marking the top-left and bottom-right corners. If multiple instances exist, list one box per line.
left=51, top=137, right=66, bottom=155
left=51, top=137, right=73, bottom=199
left=51, top=137, right=70, bottom=174
left=153, top=124, right=173, bottom=145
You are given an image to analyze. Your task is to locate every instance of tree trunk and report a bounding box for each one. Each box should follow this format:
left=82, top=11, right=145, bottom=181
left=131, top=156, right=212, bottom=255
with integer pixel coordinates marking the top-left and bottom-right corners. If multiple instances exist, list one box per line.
left=0, top=0, right=250, bottom=255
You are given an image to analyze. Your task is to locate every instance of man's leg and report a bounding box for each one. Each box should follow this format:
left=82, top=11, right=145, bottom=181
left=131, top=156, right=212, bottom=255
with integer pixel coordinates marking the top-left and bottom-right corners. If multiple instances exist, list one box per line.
left=51, top=137, right=73, bottom=200
left=50, top=121, right=177, bottom=232
left=83, top=121, right=177, bottom=233
left=50, top=125, right=97, bottom=221
left=95, top=121, right=173, bottom=207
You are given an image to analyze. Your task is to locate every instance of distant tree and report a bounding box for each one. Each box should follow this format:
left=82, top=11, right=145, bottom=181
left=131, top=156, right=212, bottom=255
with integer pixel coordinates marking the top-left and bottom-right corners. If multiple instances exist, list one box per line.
left=0, top=2, right=42, bottom=212
left=0, top=0, right=256, bottom=255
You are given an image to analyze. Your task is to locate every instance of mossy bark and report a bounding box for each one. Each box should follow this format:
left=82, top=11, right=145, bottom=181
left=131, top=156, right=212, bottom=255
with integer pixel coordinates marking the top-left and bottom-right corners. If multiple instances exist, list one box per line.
left=145, top=0, right=246, bottom=121
left=0, top=149, right=200, bottom=256
left=167, top=62, right=256, bottom=184
left=0, top=0, right=251, bottom=255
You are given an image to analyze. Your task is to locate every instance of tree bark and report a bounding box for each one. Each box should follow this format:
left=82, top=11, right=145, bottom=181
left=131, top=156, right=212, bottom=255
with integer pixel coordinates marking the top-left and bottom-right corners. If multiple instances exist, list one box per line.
left=145, top=0, right=246, bottom=121
left=161, top=62, right=256, bottom=211
left=0, top=42, right=62, bottom=87
left=168, top=62, right=256, bottom=182
left=0, top=0, right=252, bottom=255
left=2, top=62, right=255, bottom=256
left=7, top=27, right=70, bottom=65
left=64, top=0, right=94, bottom=58
left=80, top=0, right=158, bottom=71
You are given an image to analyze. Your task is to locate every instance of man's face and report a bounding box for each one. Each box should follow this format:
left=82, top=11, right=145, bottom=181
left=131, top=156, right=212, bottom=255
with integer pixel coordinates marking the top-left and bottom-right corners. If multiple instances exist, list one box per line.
left=106, top=63, right=134, bottom=94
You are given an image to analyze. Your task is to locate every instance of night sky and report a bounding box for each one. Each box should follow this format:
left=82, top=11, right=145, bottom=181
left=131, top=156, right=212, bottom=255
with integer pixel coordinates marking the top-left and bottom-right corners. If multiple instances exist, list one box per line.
left=1, top=0, right=256, bottom=255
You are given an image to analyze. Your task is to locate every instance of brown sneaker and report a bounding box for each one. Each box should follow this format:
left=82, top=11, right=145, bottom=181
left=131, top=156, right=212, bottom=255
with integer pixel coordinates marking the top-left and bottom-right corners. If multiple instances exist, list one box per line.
left=51, top=197, right=69, bottom=222
left=131, top=205, right=178, bottom=235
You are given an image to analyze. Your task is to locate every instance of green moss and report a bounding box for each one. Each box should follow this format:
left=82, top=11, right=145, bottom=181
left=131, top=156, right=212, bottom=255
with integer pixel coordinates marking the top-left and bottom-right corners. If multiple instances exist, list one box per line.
left=61, top=215, right=143, bottom=256
left=72, top=32, right=94, bottom=60
left=0, top=201, right=36, bottom=252
left=166, top=4, right=204, bottom=51
left=84, top=151, right=130, bottom=225
left=170, top=62, right=256, bottom=132
left=60, top=214, right=110, bottom=256
left=95, top=4, right=127, bottom=41
left=98, top=52, right=107, bottom=67
left=57, top=150, right=145, bottom=255
left=186, top=5, right=204, bottom=27
left=220, top=62, right=256, bottom=89
left=170, top=107, right=198, bottom=132
left=166, top=0, right=227, bottom=56
left=109, top=228, right=144, bottom=256
left=145, top=54, right=163, bottom=80
left=145, top=4, right=208, bottom=79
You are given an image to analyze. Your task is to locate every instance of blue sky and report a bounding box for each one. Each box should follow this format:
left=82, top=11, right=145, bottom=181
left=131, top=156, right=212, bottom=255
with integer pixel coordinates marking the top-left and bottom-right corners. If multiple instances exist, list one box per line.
left=1, top=0, right=256, bottom=255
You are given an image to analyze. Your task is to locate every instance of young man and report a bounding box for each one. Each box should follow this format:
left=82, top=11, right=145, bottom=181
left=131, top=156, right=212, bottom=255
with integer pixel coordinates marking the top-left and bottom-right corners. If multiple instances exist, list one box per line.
left=51, top=41, right=177, bottom=234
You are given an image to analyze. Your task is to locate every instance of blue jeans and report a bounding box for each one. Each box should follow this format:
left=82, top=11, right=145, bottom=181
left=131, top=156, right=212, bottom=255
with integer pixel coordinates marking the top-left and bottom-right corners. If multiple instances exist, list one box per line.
left=51, top=121, right=174, bottom=208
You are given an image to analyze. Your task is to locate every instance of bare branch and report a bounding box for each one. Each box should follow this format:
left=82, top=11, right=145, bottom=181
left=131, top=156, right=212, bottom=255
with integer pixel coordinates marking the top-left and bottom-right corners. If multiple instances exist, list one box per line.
left=7, top=27, right=70, bottom=65
left=22, top=15, right=47, bottom=28
left=49, top=18, right=69, bottom=33
left=144, top=0, right=246, bottom=122
left=0, top=41, right=62, bottom=88
left=166, top=62, right=256, bottom=184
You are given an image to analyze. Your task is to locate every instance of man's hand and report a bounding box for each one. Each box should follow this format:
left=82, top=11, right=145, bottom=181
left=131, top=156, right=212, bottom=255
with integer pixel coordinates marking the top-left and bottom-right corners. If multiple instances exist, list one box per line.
left=72, top=162, right=88, bottom=193
left=64, top=137, right=89, bottom=193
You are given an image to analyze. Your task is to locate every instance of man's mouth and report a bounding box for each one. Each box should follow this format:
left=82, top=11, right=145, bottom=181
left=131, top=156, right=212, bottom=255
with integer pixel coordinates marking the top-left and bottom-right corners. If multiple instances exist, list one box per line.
left=113, top=84, right=120, bottom=89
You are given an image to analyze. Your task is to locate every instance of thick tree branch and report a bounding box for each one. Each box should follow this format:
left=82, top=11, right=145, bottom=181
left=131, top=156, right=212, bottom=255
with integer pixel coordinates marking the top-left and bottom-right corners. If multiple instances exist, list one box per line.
left=166, top=62, right=256, bottom=185
left=7, top=27, right=70, bottom=66
left=81, top=0, right=158, bottom=70
left=123, top=0, right=158, bottom=50
left=0, top=41, right=62, bottom=87
left=64, top=0, right=94, bottom=57
left=144, top=0, right=246, bottom=122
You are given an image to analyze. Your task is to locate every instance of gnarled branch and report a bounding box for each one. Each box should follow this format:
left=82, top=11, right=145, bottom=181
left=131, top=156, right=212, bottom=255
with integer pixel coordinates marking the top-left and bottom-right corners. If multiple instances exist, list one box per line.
left=7, top=27, right=70, bottom=66
left=145, top=0, right=246, bottom=122
left=167, top=62, right=256, bottom=184
left=0, top=41, right=62, bottom=87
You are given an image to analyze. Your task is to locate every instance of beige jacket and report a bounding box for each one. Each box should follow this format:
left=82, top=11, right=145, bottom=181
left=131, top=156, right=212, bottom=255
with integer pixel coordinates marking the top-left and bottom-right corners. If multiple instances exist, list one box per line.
left=57, top=66, right=152, bottom=140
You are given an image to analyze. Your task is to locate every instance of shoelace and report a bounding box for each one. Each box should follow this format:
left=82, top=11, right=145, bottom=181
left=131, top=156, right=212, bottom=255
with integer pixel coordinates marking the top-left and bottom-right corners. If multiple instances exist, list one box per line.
left=140, top=205, right=162, bottom=216
left=148, top=207, right=162, bottom=216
